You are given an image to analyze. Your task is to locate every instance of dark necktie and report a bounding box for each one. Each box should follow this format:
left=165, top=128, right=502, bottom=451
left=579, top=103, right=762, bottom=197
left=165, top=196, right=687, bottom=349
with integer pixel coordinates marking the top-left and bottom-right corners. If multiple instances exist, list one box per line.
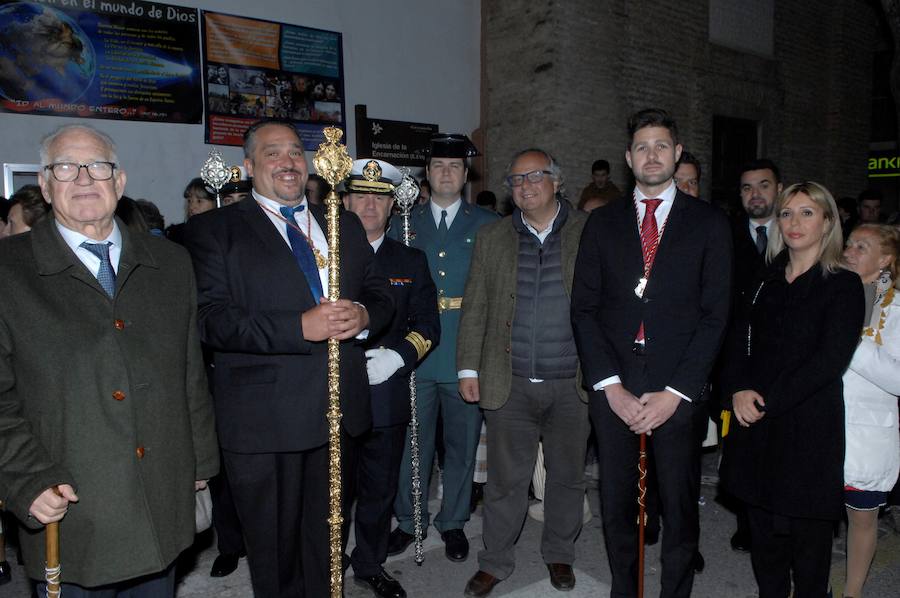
left=438, top=209, right=449, bottom=237
left=636, top=199, right=662, bottom=343
left=280, top=205, right=325, bottom=301
left=755, top=225, right=768, bottom=255
left=80, top=241, right=116, bottom=297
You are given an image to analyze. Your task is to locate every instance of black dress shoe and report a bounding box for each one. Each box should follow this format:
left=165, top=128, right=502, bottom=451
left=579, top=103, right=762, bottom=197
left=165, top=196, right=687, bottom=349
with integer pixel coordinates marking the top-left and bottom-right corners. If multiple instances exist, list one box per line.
left=547, top=563, right=575, bottom=591
left=386, top=527, right=418, bottom=556
left=355, top=568, right=406, bottom=598
left=464, top=570, right=501, bottom=597
left=692, top=551, right=705, bottom=573
left=730, top=530, right=751, bottom=552
left=0, top=560, right=11, bottom=586
left=441, top=529, right=469, bottom=562
left=209, top=552, right=242, bottom=577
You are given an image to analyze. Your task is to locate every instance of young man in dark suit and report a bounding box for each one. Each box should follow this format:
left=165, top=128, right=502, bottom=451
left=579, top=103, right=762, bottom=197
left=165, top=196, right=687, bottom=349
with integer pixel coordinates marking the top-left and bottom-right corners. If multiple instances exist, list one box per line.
left=723, top=159, right=782, bottom=553
left=571, top=108, right=732, bottom=598
left=185, top=119, right=393, bottom=597
left=342, top=158, right=440, bottom=598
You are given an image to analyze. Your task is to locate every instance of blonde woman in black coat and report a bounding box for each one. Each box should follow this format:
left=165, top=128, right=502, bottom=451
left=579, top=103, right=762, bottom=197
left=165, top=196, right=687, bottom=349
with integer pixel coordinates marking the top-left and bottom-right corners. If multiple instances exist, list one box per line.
left=720, top=181, right=865, bottom=598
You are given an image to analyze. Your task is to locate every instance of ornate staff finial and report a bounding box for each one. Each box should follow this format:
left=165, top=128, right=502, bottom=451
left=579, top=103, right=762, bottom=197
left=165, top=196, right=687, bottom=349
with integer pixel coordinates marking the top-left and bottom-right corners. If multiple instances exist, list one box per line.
left=200, top=149, right=231, bottom=208
left=313, top=127, right=353, bottom=191
left=395, top=167, right=419, bottom=215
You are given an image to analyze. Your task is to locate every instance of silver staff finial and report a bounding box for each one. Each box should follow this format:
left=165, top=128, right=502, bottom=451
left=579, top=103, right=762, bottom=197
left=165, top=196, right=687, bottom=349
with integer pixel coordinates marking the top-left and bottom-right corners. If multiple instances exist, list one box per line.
left=201, top=149, right=232, bottom=208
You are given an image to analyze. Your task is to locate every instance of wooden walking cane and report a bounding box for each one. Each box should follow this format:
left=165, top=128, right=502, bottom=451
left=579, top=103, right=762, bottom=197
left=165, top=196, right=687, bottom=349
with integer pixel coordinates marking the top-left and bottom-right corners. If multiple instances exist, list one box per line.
left=313, top=127, right=352, bottom=598
left=637, top=432, right=648, bottom=598
left=45, top=521, right=61, bottom=597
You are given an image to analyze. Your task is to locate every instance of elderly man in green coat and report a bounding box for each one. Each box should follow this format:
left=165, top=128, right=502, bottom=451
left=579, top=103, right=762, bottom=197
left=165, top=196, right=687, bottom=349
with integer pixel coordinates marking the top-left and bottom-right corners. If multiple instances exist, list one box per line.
left=0, top=124, right=219, bottom=596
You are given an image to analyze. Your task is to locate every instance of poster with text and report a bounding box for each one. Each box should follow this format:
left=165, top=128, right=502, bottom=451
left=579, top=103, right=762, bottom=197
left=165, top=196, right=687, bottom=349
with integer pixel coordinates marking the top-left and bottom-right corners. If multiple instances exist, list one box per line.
left=0, top=0, right=203, bottom=122
left=201, top=11, right=345, bottom=149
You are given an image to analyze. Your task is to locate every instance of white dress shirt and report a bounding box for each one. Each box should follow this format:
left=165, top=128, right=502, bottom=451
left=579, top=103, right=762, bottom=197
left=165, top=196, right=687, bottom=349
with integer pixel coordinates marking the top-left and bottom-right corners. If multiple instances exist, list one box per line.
left=593, top=181, right=692, bottom=402
left=56, top=220, right=123, bottom=276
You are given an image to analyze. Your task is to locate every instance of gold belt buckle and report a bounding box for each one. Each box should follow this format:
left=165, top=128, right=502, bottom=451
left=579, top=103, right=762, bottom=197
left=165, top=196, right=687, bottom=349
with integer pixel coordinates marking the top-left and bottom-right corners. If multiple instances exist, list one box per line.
left=438, top=296, right=462, bottom=313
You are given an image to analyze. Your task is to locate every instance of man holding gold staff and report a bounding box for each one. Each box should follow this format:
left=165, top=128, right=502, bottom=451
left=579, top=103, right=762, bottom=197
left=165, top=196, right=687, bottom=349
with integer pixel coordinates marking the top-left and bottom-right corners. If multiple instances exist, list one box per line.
left=185, top=118, right=393, bottom=598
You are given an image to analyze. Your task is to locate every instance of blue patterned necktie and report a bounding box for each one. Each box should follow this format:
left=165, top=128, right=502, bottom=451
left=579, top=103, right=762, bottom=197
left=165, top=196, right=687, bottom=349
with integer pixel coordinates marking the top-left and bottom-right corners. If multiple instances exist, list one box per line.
left=280, top=205, right=325, bottom=301
left=80, top=241, right=116, bottom=297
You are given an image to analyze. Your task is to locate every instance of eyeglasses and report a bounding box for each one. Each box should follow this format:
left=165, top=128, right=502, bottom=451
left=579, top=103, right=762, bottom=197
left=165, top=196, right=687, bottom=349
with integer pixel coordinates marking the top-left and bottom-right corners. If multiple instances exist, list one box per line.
left=506, top=169, right=553, bottom=187
left=44, top=161, right=117, bottom=182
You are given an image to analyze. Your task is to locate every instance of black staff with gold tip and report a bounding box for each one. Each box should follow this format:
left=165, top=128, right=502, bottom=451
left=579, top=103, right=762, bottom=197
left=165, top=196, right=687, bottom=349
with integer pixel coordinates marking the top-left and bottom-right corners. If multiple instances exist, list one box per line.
left=394, top=167, right=426, bottom=565
left=312, top=127, right=353, bottom=598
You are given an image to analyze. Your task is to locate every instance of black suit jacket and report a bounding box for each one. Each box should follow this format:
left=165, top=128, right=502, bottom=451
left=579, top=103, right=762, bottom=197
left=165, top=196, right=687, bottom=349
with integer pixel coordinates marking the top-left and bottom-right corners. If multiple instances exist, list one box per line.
left=184, top=199, right=393, bottom=453
left=571, top=189, right=733, bottom=401
left=366, top=237, right=440, bottom=428
left=731, top=215, right=768, bottom=303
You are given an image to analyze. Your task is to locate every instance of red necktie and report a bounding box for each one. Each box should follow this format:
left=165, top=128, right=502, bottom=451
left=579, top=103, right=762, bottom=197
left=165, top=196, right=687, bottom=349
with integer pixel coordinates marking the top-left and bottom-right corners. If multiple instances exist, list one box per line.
left=636, top=199, right=662, bottom=342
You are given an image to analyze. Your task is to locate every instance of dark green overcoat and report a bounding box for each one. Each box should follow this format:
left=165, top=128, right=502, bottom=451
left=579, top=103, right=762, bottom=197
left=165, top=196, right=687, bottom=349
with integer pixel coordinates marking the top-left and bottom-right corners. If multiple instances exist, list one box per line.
left=0, top=217, right=219, bottom=587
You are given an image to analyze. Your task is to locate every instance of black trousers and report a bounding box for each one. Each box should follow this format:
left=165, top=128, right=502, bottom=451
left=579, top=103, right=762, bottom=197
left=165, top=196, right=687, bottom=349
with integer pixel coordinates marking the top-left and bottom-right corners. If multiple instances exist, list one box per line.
left=210, top=448, right=245, bottom=555
left=746, top=506, right=834, bottom=598
left=223, top=435, right=356, bottom=598
left=350, top=423, right=407, bottom=577
left=591, top=396, right=703, bottom=598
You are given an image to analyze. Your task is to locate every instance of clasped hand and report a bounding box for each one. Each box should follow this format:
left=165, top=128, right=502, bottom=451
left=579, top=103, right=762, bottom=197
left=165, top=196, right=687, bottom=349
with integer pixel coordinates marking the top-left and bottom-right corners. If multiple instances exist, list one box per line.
left=732, top=390, right=766, bottom=427
left=604, top=384, right=681, bottom=435
left=302, top=298, right=368, bottom=341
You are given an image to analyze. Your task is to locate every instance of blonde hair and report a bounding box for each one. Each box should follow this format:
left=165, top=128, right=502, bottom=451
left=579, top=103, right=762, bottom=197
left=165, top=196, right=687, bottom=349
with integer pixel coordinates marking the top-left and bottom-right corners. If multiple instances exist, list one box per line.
left=766, top=181, right=844, bottom=273
left=852, top=223, right=900, bottom=282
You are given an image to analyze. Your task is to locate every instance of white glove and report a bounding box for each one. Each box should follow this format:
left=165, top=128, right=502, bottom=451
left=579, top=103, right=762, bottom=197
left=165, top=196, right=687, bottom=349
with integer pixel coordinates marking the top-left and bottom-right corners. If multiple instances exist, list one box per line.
left=365, top=348, right=404, bottom=385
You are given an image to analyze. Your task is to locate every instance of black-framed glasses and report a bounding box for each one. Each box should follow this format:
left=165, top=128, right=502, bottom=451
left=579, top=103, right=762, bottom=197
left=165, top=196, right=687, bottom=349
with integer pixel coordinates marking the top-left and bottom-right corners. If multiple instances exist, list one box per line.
left=506, top=169, right=553, bottom=187
left=44, top=161, right=117, bottom=182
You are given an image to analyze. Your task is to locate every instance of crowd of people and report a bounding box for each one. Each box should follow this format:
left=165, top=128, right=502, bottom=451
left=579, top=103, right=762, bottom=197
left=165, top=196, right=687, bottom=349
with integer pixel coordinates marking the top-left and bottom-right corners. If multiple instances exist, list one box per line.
left=0, top=108, right=897, bottom=598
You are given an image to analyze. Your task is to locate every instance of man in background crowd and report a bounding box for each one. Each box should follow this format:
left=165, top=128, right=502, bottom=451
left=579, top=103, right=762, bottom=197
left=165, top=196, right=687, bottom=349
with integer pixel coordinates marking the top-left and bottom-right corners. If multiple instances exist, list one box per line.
left=578, top=159, right=621, bottom=211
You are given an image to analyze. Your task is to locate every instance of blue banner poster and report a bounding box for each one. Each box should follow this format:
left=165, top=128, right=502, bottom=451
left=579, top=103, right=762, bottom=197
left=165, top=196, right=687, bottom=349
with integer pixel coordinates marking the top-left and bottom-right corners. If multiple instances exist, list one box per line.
left=202, top=10, right=345, bottom=149
left=0, top=0, right=202, bottom=122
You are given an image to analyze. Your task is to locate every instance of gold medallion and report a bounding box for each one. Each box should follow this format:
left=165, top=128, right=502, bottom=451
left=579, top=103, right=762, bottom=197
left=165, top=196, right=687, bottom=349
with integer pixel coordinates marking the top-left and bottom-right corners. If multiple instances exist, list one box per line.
left=313, top=247, right=327, bottom=269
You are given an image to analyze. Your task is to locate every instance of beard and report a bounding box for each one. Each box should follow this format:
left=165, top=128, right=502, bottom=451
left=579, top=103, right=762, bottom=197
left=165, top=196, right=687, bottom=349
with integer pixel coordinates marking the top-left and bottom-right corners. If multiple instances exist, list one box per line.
left=745, top=201, right=773, bottom=219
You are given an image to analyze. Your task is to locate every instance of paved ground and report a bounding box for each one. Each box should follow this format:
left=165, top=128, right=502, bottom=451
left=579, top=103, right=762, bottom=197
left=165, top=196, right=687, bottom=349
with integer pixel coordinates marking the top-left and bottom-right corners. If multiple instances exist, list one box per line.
left=3, top=452, right=899, bottom=597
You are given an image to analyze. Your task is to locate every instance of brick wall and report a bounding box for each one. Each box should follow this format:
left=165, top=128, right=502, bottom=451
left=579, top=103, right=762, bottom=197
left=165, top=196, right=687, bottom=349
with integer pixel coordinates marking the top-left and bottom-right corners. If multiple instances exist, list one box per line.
left=482, top=0, right=878, bottom=206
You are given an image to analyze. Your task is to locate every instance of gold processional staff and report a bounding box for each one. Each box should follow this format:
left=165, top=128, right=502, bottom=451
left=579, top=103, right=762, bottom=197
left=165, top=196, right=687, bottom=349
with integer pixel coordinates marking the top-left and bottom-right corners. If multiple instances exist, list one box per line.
left=312, top=127, right=353, bottom=598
